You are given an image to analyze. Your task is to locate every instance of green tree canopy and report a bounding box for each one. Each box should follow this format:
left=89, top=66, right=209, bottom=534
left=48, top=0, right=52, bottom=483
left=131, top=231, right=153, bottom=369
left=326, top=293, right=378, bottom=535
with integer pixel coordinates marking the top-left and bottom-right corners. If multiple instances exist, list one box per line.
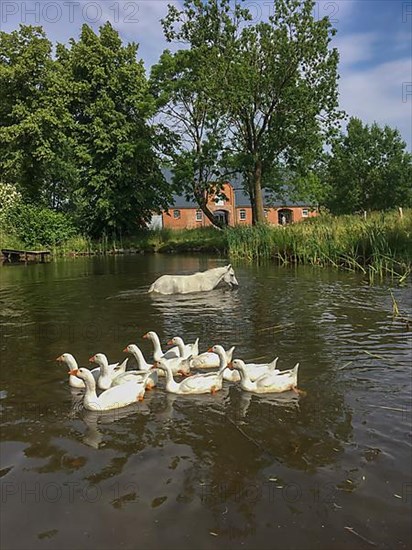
left=324, top=117, right=412, bottom=213
left=162, top=0, right=343, bottom=223
left=0, top=25, right=75, bottom=204
left=57, top=22, right=170, bottom=236
left=150, top=47, right=230, bottom=227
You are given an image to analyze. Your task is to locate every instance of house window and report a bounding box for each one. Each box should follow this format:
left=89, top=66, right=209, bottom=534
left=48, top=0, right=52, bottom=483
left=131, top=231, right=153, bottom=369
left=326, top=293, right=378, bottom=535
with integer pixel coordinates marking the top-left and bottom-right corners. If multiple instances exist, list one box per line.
left=215, top=195, right=225, bottom=206
left=239, top=209, right=246, bottom=221
left=264, top=209, right=269, bottom=218
left=195, top=209, right=202, bottom=221
left=302, top=209, right=309, bottom=217
left=173, top=209, right=181, bottom=219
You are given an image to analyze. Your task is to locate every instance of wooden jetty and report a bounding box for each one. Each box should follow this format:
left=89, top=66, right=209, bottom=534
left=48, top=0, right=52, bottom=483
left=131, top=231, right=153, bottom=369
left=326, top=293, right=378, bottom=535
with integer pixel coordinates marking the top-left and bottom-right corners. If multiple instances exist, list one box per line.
left=1, top=248, right=51, bottom=262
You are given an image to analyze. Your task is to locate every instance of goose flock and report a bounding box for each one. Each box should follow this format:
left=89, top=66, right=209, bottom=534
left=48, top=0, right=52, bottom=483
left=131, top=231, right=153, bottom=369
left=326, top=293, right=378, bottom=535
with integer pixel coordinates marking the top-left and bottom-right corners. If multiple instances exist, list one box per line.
left=57, top=331, right=301, bottom=412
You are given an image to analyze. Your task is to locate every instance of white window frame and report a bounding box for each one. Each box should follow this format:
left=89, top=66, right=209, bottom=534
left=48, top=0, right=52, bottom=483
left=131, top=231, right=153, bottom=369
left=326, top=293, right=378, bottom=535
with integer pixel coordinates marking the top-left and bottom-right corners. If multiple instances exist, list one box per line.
left=195, top=209, right=202, bottom=221
left=302, top=209, right=309, bottom=217
left=239, top=209, right=246, bottom=221
left=173, top=209, right=181, bottom=219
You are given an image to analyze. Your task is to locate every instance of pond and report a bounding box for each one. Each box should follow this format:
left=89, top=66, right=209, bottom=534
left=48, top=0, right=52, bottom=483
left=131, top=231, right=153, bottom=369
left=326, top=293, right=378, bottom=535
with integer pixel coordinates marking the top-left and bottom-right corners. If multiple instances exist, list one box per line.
left=0, top=255, right=411, bottom=549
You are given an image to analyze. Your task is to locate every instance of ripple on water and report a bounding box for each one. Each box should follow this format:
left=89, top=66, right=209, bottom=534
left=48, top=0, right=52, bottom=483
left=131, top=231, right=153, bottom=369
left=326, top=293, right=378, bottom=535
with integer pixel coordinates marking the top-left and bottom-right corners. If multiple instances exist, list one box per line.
left=0, top=257, right=411, bottom=550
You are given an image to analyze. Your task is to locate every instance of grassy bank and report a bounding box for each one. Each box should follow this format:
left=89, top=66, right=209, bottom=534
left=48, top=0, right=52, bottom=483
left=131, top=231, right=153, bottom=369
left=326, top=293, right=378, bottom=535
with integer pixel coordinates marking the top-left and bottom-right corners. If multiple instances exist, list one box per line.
left=2, top=210, right=411, bottom=281
left=0, top=227, right=227, bottom=256
left=227, top=209, right=412, bottom=281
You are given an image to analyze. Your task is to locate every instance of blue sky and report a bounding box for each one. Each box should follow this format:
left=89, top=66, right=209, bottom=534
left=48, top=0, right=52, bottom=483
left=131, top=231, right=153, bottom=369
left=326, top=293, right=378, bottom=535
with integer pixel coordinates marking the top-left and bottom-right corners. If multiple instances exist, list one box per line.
left=1, top=0, right=411, bottom=149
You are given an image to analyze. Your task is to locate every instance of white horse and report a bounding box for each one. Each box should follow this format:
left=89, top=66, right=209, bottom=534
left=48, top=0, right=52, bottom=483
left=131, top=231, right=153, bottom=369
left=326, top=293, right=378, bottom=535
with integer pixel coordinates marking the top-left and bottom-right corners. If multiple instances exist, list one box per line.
left=148, top=265, right=239, bottom=295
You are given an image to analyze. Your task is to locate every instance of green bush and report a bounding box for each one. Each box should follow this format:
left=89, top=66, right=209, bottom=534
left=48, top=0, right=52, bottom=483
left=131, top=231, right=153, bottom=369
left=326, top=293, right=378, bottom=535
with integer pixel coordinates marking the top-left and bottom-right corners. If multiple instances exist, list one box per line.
left=4, top=204, right=77, bottom=248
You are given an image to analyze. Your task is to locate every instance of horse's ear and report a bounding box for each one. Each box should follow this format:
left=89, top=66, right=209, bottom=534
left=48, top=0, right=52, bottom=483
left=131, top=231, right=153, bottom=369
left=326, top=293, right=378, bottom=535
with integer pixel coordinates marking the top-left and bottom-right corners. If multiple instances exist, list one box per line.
left=227, top=264, right=232, bottom=270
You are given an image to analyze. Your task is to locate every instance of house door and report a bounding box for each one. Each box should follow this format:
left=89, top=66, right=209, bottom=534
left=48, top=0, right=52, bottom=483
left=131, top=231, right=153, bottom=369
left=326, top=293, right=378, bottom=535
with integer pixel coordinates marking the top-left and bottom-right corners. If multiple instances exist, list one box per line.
left=214, top=210, right=229, bottom=225
left=278, top=209, right=293, bottom=225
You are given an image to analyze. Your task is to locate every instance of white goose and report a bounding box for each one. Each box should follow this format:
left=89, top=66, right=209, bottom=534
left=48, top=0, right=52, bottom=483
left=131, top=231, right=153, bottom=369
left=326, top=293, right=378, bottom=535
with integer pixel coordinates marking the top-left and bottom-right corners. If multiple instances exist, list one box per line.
left=143, top=331, right=180, bottom=361
left=155, top=353, right=192, bottom=376
left=229, top=359, right=300, bottom=394
left=167, top=336, right=200, bottom=359
left=88, top=354, right=129, bottom=390
left=111, top=370, right=158, bottom=389
left=90, top=352, right=157, bottom=389
left=207, top=345, right=236, bottom=381
left=152, top=359, right=226, bottom=395
left=191, top=346, right=235, bottom=369
left=122, top=344, right=152, bottom=371
left=69, top=367, right=151, bottom=411
left=205, top=347, right=280, bottom=382
left=140, top=336, right=192, bottom=376
left=121, top=345, right=159, bottom=386
left=56, top=353, right=126, bottom=389
left=224, top=355, right=280, bottom=382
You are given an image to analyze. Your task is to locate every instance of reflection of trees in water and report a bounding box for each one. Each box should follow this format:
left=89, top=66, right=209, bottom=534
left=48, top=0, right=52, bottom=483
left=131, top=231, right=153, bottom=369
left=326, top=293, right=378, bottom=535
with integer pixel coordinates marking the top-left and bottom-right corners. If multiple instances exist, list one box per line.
left=126, top=378, right=351, bottom=539
left=228, top=385, right=352, bottom=471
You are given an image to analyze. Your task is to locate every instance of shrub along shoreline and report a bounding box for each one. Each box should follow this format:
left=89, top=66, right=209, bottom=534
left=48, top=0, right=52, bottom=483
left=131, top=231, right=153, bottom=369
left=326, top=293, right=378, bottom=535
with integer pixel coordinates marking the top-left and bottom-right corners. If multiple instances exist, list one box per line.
left=1, top=210, right=411, bottom=282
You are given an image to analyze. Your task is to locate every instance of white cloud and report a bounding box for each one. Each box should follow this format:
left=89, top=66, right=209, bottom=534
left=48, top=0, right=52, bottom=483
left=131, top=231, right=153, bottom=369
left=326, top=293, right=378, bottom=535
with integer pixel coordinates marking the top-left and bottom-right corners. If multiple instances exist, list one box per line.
left=316, top=0, right=357, bottom=26
left=339, top=58, right=412, bottom=150
left=333, top=32, right=380, bottom=66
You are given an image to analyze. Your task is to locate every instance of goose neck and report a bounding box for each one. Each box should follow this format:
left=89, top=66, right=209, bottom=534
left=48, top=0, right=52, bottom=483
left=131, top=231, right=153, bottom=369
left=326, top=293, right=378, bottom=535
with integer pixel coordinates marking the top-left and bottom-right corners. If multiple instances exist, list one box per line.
left=131, top=345, right=149, bottom=370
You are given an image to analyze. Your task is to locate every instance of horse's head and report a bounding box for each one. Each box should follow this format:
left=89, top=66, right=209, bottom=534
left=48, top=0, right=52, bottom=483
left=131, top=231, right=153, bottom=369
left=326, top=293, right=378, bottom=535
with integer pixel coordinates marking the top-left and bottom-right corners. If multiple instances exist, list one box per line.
left=222, top=264, right=239, bottom=288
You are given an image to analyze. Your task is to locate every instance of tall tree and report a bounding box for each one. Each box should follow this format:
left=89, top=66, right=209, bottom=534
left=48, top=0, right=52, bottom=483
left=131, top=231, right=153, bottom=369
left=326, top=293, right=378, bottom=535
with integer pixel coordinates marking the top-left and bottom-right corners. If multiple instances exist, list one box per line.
left=0, top=25, right=75, bottom=204
left=162, top=0, right=343, bottom=224
left=150, top=48, right=229, bottom=227
left=324, top=117, right=412, bottom=213
left=57, top=23, right=170, bottom=236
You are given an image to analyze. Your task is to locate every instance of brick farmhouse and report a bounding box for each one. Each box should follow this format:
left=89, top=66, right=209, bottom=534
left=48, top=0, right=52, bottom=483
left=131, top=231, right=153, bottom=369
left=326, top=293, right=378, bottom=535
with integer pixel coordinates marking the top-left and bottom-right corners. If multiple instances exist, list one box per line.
left=150, top=172, right=317, bottom=229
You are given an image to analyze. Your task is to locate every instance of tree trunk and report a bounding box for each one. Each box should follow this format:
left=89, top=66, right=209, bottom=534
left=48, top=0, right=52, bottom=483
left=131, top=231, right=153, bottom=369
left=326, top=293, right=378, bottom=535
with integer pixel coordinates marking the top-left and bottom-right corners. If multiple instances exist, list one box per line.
left=251, top=201, right=257, bottom=225
left=195, top=194, right=223, bottom=229
left=248, top=185, right=256, bottom=225
left=253, top=159, right=265, bottom=224
left=245, top=171, right=257, bottom=224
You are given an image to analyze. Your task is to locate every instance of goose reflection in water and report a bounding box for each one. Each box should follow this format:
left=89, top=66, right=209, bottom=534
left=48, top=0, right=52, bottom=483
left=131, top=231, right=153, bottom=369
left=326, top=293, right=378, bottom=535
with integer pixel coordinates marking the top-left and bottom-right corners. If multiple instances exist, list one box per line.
left=68, top=391, right=151, bottom=449
left=82, top=403, right=151, bottom=449
left=233, top=390, right=301, bottom=422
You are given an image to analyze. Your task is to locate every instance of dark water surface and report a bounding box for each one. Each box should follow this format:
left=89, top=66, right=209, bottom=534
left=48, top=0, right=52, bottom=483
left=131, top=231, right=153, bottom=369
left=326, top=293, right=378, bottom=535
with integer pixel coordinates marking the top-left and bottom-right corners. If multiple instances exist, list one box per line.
left=0, top=255, right=411, bottom=550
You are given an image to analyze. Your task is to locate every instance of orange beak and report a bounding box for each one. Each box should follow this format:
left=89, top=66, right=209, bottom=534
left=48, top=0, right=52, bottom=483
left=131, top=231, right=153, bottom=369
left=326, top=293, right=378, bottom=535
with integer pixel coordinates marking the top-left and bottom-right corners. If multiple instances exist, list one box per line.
left=207, top=347, right=213, bottom=353
left=56, top=355, right=63, bottom=361
left=150, top=364, right=157, bottom=370
left=228, top=362, right=234, bottom=370
left=69, top=369, right=79, bottom=376
left=167, top=339, right=174, bottom=345
left=122, top=347, right=128, bottom=353
left=142, top=333, right=148, bottom=339
left=89, top=356, right=95, bottom=363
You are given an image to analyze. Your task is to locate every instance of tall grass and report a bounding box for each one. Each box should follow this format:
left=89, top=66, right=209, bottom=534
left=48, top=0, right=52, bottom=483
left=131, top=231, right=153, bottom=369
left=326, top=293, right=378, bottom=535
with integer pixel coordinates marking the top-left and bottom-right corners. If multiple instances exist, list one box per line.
left=55, top=226, right=226, bottom=255
left=227, top=209, right=412, bottom=280
left=0, top=228, right=25, bottom=250
left=119, top=226, right=226, bottom=253
left=0, top=226, right=227, bottom=256
left=2, top=210, right=410, bottom=282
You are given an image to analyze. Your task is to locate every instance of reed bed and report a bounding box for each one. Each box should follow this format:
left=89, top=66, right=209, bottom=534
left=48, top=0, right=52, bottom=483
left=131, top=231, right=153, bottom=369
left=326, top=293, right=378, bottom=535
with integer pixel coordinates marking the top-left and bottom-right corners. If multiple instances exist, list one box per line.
left=0, top=226, right=226, bottom=256
left=58, top=226, right=226, bottom=255
left=2, top=210, right=411, bottom=283
left=227, top=210, right=412, bottom=281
